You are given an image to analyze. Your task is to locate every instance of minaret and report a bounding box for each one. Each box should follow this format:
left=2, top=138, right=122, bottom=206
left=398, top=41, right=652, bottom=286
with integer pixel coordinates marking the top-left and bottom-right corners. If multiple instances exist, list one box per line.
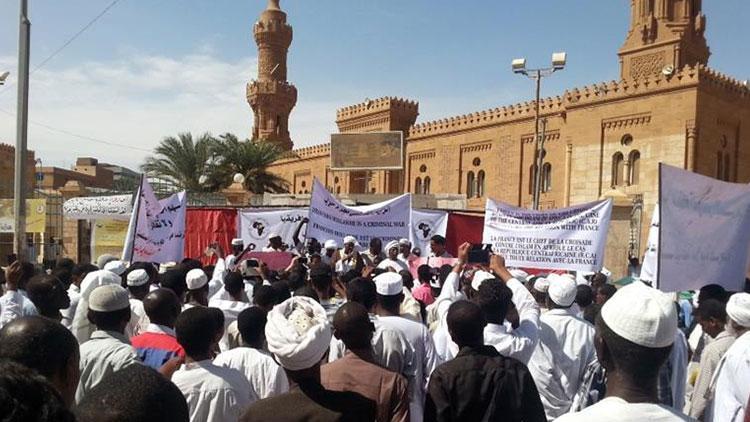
left=619, top=0, right=709, bottom=80
left=247, top=0, right=297, bottom=151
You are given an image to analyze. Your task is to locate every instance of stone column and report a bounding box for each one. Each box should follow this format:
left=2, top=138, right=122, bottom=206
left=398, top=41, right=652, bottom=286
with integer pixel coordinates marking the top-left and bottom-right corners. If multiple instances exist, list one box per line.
left=222, top=182, right=252, bottom=206
left=59, top=181, right=88, bottom=262
left=686, top=123, right=698, bottom=171
left=564, top=143, right=573, bottom=206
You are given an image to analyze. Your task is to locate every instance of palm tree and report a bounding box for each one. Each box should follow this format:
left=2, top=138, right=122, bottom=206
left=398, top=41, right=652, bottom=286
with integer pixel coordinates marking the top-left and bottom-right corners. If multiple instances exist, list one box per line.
left=213, top=133, right=289, bottom=193
left=141, top=132, right=219, bottom=192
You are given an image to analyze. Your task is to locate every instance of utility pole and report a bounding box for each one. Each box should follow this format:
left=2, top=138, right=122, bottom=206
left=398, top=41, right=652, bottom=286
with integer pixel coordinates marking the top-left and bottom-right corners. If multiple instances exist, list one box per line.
left=14, top=0, right=30, bottom=259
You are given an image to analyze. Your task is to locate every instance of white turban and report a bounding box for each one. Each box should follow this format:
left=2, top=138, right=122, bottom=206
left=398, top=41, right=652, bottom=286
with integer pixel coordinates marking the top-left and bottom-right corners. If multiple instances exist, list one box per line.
left=385, top=240, right=400, bottom=252
left=726, top=292, right=750, bottom=328
left=265, top=296, right=332, bottom=371
left=71, top=270, right=123, bottom=344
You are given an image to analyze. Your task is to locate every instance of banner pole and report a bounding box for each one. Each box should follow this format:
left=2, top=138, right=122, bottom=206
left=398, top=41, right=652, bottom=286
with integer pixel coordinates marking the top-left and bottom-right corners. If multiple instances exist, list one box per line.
left=656, top=163, right=663, bottom=290
left=126, top=175, right=145, bottom=264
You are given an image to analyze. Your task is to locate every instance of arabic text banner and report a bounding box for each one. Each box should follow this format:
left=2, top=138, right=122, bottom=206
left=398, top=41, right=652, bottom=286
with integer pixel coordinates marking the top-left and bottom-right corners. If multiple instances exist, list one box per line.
left=122, top=179, right=187, bottom=263
left=63, top=195, right=132, bottom=221
left=482, top=198, right=613, bottom=272
left=658, top=164, right=750, bottom=292
left=238, top=208, right=308, bottom=252
left=307, top=179, right=411, bottom=246
left=0, top=199, right=46, bottom=233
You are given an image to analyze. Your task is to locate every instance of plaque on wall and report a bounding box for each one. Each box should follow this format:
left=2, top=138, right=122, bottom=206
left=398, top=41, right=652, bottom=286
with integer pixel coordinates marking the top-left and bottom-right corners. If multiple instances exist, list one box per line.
left=330, top=131, right=404, bottom=170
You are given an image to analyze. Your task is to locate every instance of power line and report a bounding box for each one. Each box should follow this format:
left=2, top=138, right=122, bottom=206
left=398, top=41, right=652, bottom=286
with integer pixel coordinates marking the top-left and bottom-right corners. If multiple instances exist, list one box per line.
left=0, top=107, right=153, bottom=153
left=0, top=0, right=123, bottom=97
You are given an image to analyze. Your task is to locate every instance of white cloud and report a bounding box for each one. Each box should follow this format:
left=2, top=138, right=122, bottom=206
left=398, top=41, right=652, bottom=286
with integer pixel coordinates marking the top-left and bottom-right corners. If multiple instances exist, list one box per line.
left=0, top=52, right=337, bottom=170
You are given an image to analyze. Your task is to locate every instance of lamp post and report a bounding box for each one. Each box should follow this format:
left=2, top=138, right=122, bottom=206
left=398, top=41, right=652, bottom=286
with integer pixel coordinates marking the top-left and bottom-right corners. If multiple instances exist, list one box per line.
left=512, top=52, right=566, bottom=210
left=0, top=71, right=9, bottom=85
left=14, top=0, right=31, bottom=258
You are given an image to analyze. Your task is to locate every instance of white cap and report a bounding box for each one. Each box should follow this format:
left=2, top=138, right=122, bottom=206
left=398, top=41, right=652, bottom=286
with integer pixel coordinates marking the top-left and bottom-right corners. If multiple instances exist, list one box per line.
left=103, top=260, right=127, bottom=276
left=398, top=238, right=411, bottom=246
left=268, top=233, right=281, bottom=239
left=126, top=269, right=149, bottom=287
left=89, top=284, right=130, bottom=312
left=600, top=282, right=677, bottom=348
left=342, top=235, right=358, bottom=246
left=726, top=292, right=750, bottom=327
left=547, top=274, right=578, bottom=307
left=231, top=238, right=244, bottom=246
left=324, top=239, right=338, bottom=250
left=509, top=269, right=529, bottom=283
left=385, top=240, right=399, bottom=252
left=374, top=272, right=403, bottom=296
left=600, top=267, right=612, bottom=279
left=533, top=277, right=550, bottom=293
left=159, top=262, right=177, bottom=274
left=186, top=268, right=208, bottom=290
left=471, top=270, right=496, bottom=291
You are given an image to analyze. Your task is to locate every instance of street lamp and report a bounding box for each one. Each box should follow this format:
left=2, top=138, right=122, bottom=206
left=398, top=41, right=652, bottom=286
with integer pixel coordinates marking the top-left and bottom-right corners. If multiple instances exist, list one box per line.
left=0, top=71, right=9, bottom=85
left=512, top=52, right=566, bottom=210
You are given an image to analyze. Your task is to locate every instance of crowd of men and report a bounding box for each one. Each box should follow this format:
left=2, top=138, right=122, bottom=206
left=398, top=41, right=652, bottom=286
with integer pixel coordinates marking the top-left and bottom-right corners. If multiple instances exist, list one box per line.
left=0, top=227, right=749, bottom=422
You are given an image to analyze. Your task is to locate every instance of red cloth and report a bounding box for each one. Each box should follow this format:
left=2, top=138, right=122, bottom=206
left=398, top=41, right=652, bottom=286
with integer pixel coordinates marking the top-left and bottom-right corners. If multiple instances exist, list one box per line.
left=445, top=213, right=484, bottom=256
left=183, top=208, right=238, bottom=265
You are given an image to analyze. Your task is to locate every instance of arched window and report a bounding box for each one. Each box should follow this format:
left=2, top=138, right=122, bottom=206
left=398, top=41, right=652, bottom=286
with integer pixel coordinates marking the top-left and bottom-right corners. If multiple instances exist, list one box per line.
left=529, top=164, right=537, bottom=195
left=612, top=152, right=625, bottom=187
left=724, top=153, right=731, bottom=182
left=541, top=163, right=552, bottom=193
left=629, top=150, right=641, bottom=185
left=336, top=186, right=341, bottom=194
left=466, top=171, right=475, bottom=198
left=424, top=177, right=431, bottom=195
left=716, top=151, right=723, bottom=180
left=415, top=177, right=422, bottom=194
left=476, top=171, right=485, bottom=197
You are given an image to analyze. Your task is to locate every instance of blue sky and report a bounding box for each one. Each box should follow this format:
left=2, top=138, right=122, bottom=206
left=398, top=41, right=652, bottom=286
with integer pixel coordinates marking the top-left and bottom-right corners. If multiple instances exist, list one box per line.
left=0, top=0, right=749, bottom=169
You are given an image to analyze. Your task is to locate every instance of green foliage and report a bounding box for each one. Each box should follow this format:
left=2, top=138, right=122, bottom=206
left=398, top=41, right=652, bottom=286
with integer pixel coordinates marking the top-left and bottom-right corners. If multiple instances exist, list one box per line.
left=141, top=132, right=289, bottom=194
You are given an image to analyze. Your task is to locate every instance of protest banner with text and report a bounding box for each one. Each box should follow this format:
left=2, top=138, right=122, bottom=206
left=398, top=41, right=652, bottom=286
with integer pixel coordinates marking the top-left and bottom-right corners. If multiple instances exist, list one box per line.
left=657, top=164, right=750, bottom=292
left=306, top=179, right=411, bottom=246
left=122, top=179, right=187, bottom=263
left=238, top=208, right=309, bottom=252
left=482, top=198, right=612, bottom=272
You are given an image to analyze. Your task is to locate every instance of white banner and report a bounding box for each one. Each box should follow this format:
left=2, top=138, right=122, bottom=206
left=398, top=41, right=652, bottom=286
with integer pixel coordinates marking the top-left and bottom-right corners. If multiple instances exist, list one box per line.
left=482, top=198, right=613, bottom=272
left=639, top=204, right=659, bottom=284
left=658, top=164, right=750, bottom=292
left=238, top=208, right=309, bottom=252
left=63, top=194, right=133, bottom=221
left=410, top=209, right=448, bottom=256
left=307, top=178, right=411, bottom=246
left=122, top=179, right=187, bottom=264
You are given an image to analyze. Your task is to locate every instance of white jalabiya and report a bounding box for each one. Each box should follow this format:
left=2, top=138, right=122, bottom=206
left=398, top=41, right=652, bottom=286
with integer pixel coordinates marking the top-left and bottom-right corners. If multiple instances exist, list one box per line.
left=709, top=331, right=750, bottom=422
left=377, top=314, right=440, bottom=422
left=556, top=397, right=693, bottom=421
left=172, top=359, right=252, bottom=422
left=208, top=297, right=251, bottom=352
left=75, top=330, right=140, bottom=404
left=432, top=272, right=540, bottom=363
left=125, top=298, right=149, bottom=339
left=60, top=284, right=81, bottom=328
left=377, top=258, right=408, bottom=273
left=528, top=307, right=597, bottom=420
left=213, top=347, right=289, bottom=402
left=71, top=270, right=122, bottom=344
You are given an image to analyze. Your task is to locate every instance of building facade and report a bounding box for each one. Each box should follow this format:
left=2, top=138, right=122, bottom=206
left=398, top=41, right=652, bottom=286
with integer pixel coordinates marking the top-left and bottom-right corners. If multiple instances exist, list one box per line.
left=0, top=143, right=36, bottom=199
left=255, top=1, right=750, bottom=268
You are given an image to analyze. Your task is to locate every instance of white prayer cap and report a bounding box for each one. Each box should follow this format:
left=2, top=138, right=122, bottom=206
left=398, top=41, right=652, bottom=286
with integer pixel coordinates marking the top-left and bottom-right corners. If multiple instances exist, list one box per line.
left=104, top=260, right=127, bottom=276
left=600, top=267, right=612, bottom=280
left=96, top=254, right=118, bottom=269
left=268, top=232, right=281, bottom=239
left=126, top=269, right=149, bottom=287
left=471, top=270, right=496, bottom=291
left=533, top=277, right=550, bottom=293
left=509, top=269, right=529, bottom=282
left=88, top=284, right=130, bottom=312
left=726, top=292, right=750, bottom=327
left=324, top=239, right=338, bottom=250
left=559, top=273, right=576, bottom=283
left=159, top=262, right=177, bottom=274
left=548, top=274, right=578, bottom=307
left=186, top=268, right=208, bottom=290
left=231, top=238, right=244, bottom=246
left=385, top=240, right=400, bottom=252
left=398, top=238, right=411, bottom=246
left=600, top=282, right=677, bottom=348
left=342, top=235, right=358, bottom=246
left=576, top=271, right=593, bottom=286
left=265, top=296, right=332, bottom=371
left=374, top=272, right=403, bottom=296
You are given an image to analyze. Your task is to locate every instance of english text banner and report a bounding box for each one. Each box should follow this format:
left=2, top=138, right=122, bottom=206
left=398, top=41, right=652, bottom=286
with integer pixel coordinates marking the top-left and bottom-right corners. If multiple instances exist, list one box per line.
left=306, top=178, right=411, bottom=246
left=482, top=198, right=612, bottom=272
left=658, top=164, right=750, bottom=292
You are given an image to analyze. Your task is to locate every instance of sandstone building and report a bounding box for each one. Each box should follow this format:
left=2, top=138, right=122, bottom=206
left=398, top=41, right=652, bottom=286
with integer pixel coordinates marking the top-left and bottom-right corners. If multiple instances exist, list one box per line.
left=251, top=0, right=750, bottom=265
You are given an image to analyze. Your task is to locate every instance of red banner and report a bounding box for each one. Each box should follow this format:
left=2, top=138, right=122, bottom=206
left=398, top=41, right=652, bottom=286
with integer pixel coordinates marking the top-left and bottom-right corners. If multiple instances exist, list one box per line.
left=184, top=209, right=238, bottom=265
left=445, top=213, right=484, bottom=256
